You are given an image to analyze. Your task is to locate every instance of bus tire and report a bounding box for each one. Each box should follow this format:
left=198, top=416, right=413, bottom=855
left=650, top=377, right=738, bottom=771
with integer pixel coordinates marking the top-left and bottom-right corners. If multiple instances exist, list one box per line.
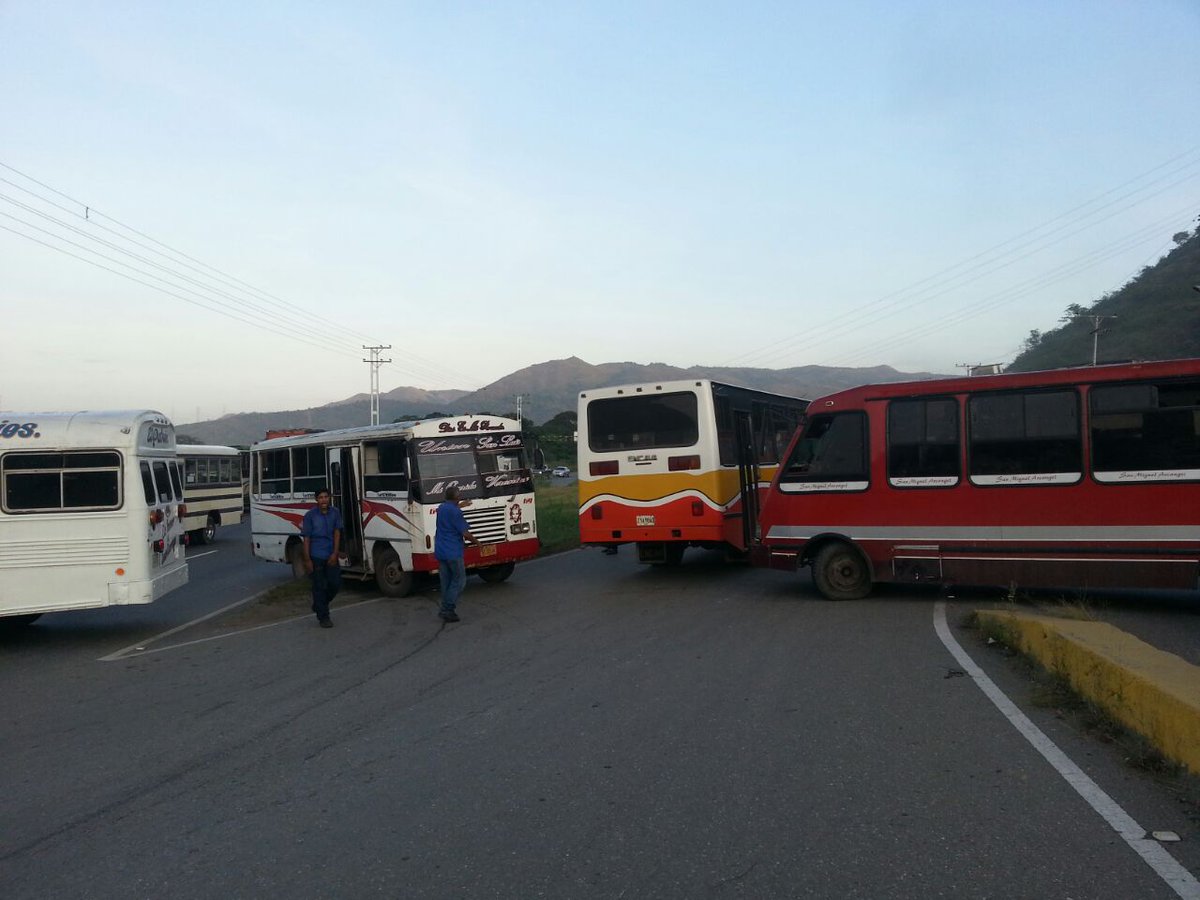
left=812, top=541, right=872, bottom=601
left=202, top=515, right=218, bottom=544
left=375, top=546, right=414, bottom=598
left=477, top=562, right=515, bottom=583
left=288, top=541, right=307, bottom=580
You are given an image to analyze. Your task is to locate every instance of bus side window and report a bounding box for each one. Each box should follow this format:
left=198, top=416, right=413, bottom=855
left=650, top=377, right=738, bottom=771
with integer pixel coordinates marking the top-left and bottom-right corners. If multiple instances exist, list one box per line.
left=140, top=461, right=156, bottom=504
left=364, top=439, right=408, bottom=494
left=260, top=449, right=291, bottom=495
left=168, top=460, right=184, bottom=500
left=1092, top=380, right=1200, bottom=476
left=185, top=458, right=198, bottom=484
left=888, top=398, right=959, bottom=482
left=969, top=390, right=1080, bottom=480
left=292, top=446, right=325, bottom=496
left=781, top=413, right=868, bottom=482
left=152, top=461, right=172, bottom=504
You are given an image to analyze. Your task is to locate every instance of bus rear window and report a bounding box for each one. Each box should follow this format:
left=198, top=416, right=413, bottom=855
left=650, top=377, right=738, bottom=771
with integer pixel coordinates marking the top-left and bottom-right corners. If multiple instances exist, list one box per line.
left=588, top=392, right=699, bottom=452
left=3, top=451, right=122, bottom=512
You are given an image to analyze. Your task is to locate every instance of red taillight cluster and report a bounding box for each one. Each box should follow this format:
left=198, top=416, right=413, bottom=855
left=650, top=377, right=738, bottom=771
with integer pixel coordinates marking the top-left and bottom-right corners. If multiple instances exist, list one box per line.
left=691, top=500, right=704, bottom=517
left=178, top=503, right=187, bottom=517
left=590, top=461, right=619, bottom=476
left=591, top=504, right=604, bottom=520
left=153, top=539, right=165, bottom=553
left=149, top=509, right=164, bottom=526
left=668, top=455, right=700, bottom=471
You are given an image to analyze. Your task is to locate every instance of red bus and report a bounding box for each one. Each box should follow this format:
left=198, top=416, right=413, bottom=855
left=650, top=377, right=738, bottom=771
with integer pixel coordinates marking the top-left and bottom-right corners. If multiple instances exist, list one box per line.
left=755, top=359, right=1200, bottom=599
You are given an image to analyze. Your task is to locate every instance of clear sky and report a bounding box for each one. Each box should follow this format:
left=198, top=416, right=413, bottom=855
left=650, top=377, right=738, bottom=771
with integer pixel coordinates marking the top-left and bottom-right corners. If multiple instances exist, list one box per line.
left=2, top=1, right=1198, bottom=421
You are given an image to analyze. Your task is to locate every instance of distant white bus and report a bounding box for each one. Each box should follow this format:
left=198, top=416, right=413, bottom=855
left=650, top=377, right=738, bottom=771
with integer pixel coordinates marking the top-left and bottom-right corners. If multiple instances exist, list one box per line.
left=249, top=415, right=539, bottom=595
left=0, top=410, right=189, bottom=625
left=176, top=444, right=244, bottom=544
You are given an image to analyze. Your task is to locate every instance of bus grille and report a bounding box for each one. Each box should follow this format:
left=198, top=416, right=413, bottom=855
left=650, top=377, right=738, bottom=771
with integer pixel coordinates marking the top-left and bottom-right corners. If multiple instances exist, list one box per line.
left=463, top=506, right=507, bottom=543
left=0, top=537, right=129, bottom=568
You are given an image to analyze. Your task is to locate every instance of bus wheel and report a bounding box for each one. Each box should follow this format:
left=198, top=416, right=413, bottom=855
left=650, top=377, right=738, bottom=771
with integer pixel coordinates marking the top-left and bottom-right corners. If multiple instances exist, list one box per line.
left=375, top=547, right=414, bottom=597
left=812, top=542, right=871, bottom=601
left=288, top=542, right=307, bottom=580
left=202, top=515, right=218, bottom=544
left=477, top=562, right=515, bottom=583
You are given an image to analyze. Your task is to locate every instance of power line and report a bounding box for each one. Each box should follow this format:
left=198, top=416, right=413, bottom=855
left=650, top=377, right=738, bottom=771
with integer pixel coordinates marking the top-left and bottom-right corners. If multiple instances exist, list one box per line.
left=724, top=145, right=1200, bottom=369
left=0, top=161, right=486, bottom=390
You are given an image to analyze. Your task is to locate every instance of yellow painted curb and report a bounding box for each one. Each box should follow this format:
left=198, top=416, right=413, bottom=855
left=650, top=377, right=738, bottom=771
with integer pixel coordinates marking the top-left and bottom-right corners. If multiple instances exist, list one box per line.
left=976, top=610, right=1200, bottom=776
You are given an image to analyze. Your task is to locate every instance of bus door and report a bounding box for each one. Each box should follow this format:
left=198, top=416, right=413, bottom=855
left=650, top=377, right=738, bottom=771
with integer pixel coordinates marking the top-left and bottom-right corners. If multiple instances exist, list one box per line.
left=327, top=446, right=364, bottom=566
left=733, top=411, right=760, bottom=552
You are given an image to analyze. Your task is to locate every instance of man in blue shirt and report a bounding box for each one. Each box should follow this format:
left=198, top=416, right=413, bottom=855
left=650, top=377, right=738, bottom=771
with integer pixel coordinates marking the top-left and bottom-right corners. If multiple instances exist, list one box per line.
left=301, top=487, right=343, bottom=628
left=434, top=484, right=478, bottom=623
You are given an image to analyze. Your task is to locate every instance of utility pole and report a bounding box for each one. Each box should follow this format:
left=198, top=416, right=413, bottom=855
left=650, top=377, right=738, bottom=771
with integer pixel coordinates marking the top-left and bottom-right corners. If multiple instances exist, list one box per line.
left=362, top=345, right=392, bottom=425
left=1064, top=315, right=1117, bottom=366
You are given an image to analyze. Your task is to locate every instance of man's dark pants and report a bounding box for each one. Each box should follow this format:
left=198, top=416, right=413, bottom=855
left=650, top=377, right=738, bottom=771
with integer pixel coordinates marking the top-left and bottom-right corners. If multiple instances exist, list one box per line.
left=310, top=560, right=342, bottom=622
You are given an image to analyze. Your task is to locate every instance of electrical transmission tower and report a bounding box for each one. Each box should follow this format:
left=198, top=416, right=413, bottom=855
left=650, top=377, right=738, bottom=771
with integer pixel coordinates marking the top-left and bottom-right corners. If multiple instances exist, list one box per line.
left=362, top=345, right=392, bottom=425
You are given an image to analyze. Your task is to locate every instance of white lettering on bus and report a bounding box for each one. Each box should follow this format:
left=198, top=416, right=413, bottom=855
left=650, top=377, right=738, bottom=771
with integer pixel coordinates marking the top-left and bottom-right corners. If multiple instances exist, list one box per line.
left=485, top=473, right=528, bottom=489
left=418, top=439, right=472, bottom=453
left=477, top=434, right=521, bottom=449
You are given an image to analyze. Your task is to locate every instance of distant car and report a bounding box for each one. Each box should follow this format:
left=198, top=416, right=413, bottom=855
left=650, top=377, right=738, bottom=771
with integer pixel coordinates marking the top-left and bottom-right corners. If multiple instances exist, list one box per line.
left=552, top=466, right=570, bottom=477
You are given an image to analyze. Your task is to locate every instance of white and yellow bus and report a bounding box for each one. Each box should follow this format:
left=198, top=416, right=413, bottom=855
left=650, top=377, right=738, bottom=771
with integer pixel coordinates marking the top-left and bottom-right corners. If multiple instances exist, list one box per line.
left=249, top=415, right=539, bottom=596
left=0, top=410, right=188, bottom=625
left=578, top=380, right=808, bottom=564
left=177, top=444, right=244, bottom=544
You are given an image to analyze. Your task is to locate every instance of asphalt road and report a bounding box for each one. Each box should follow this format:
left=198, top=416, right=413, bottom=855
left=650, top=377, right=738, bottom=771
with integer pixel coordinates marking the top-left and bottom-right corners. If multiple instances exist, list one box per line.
left=2, top=532, right=1198, bottom=898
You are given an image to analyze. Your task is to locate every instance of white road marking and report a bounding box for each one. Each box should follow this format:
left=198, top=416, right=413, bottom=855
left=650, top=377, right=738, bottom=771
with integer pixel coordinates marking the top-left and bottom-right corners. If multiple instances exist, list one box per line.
left=186, top=550, right=219, bottom=561
left=934, top=601, right=1200, bottom=899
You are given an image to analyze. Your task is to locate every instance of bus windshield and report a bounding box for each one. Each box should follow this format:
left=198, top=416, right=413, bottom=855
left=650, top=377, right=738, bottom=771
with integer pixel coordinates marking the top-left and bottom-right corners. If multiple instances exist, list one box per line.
left=411, top=435, right=532, bottom=501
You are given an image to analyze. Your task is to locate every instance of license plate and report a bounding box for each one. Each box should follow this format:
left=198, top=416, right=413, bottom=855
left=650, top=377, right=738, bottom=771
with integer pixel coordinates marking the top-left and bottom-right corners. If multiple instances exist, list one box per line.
left=480, top=544, right=497, bottom=557
left=636, top=515, right=656, bottom=526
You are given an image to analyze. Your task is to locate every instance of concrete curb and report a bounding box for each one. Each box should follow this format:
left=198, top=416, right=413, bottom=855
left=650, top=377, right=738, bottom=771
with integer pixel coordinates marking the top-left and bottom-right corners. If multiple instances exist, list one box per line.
left=975, top=610, right=1200, bottom=776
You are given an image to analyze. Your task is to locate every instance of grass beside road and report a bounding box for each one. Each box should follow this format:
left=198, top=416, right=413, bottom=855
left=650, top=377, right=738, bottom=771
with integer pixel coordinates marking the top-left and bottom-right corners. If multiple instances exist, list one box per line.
left=535, top=479, right=579, bottom=554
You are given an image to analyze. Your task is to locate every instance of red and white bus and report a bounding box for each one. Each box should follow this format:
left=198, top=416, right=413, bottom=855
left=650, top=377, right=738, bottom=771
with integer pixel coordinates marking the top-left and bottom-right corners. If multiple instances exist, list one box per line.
left=756, top=359, right=1200, bottom=599
left=250, top=416, right=538, bottom=595
left=578, top=379, right=807, bottom=563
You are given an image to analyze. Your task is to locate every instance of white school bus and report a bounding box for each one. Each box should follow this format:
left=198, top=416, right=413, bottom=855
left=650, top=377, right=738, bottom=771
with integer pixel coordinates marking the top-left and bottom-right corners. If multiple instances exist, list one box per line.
left=249, top=415, right=538, bottom=595
left=0, top=410, right=189, bottom=625
left=176, top=444, right=244, bottom=544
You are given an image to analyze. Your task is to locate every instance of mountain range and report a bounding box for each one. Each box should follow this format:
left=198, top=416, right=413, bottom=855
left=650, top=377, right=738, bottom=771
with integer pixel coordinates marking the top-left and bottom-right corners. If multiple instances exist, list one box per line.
left=177, top=358, right=943, bottom=446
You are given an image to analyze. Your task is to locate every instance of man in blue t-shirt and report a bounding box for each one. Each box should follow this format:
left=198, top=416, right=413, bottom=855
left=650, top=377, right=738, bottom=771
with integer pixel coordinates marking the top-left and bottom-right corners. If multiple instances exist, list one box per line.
left=434, top=485, right=478, bottom=623
left=301, top=487, right=343, bottom=628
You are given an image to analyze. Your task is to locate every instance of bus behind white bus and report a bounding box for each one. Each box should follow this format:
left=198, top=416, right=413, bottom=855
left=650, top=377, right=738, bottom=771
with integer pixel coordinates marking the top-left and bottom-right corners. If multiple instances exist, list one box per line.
left=578, top=379, right=808, bottom=564
left=249, top=415, right=538, bottom=595
left=177, top=444, right=245, bottom=544
left=0, top=410, right=188, bottom=625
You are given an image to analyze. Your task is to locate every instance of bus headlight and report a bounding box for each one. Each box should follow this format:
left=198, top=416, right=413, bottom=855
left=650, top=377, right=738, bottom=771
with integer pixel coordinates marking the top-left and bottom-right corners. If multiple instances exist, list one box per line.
left=510, top=523, right=531, bottom=535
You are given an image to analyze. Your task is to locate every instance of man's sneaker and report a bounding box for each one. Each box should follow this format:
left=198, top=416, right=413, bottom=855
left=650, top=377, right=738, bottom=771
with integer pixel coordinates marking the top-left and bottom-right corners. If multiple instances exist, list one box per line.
left=319, top=619, right=334, bottom=628
left=439, top=611, right=460, bottom=623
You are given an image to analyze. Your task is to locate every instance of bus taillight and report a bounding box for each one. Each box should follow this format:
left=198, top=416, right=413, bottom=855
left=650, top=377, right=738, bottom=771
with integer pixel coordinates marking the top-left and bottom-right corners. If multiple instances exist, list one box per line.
left=591, top=504, right=604, bottom=520
left=149, top=509, right=164, bottom=526
left=669, top=455, right=700, bottom=471
left=178, top=503, right=187, bottom=518
left=590, top=461, right=618, bottom=476
left=691, top=500, right=704, bottom=517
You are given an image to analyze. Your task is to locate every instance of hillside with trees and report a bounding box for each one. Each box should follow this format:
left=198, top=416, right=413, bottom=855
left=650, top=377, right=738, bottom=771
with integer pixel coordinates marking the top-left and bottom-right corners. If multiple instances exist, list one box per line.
left=1008, top=220, right=1200, bottom=371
